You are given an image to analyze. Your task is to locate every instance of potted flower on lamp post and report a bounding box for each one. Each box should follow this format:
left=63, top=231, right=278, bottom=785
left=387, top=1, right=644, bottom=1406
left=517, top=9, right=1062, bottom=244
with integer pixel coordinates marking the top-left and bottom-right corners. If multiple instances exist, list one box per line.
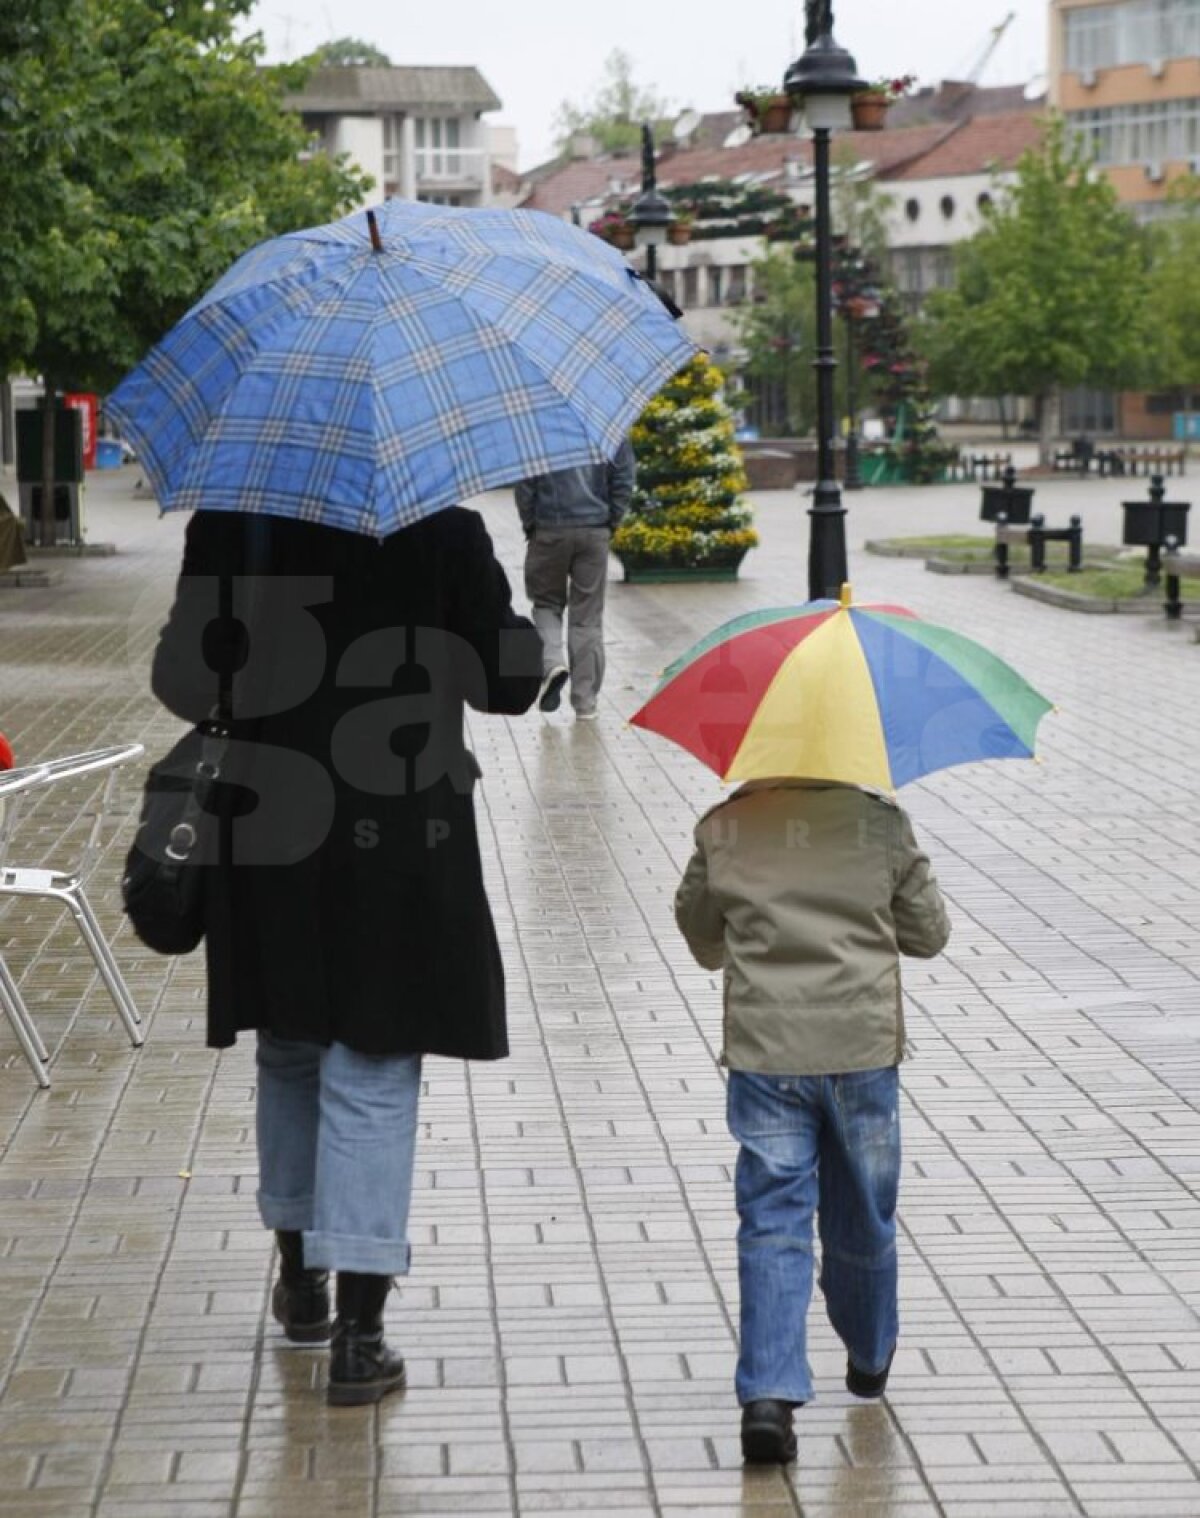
left=588, top=209, right=635, bottom=250
left=735, top=87, right=797, bottom=135
left=850, top=74, right=916, bottom=131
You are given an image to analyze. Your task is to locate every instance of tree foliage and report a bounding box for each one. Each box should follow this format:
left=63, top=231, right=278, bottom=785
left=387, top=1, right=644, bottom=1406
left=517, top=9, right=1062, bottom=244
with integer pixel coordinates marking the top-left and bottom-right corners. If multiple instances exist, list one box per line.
left=552, top=49, right=675, bottom=157
left=304, top=36, right=392, bottom=67
left=733, top=249, right=819, bottom=436
left=920, top=117, right=1150, bottom=445
left=0, top=0, right=372, bottom=393
left=1144, top=175, right=1200, bottom=406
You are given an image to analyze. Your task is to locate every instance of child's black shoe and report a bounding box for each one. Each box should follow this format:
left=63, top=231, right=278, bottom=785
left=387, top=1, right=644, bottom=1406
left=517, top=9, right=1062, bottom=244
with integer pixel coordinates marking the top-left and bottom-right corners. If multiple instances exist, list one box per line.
left=740, top=1399, right=798, bottom=1463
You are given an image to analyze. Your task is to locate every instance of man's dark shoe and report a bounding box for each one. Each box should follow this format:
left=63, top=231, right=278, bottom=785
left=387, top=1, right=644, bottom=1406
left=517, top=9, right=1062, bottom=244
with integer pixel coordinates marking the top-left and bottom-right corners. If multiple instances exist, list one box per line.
left=846, top=1347, right=895, bottom=1399
left=271, top=1231, right=331, bottom=1344
left=537, top=665, right=569, bottom=713
left=740, top=1399, right=798, bottom=1464
left=327, top=1272, right=407, bottom=1407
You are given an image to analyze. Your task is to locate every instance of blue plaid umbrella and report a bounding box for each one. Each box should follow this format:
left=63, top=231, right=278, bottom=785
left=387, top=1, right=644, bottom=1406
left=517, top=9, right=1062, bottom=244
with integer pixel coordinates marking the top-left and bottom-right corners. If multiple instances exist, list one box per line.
left=107, top=200, right=697, bottom=536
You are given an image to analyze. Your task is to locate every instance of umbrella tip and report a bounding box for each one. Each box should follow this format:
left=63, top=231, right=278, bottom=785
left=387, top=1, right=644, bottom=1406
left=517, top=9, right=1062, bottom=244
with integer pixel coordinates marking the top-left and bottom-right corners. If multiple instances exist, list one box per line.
left=839, top=582, right=853, bottom=610
left=366, top=209, right=383, bottom=253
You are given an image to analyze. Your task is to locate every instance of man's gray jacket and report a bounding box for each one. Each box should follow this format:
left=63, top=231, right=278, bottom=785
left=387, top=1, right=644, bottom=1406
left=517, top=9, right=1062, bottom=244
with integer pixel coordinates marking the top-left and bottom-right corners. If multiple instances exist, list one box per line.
left=515, top=439, right=635, bottom=534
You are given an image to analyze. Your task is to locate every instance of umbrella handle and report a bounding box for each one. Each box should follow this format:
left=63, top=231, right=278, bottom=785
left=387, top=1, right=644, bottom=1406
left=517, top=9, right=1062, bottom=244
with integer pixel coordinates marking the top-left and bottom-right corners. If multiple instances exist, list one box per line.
left=366, top=210, right=383, bottom=253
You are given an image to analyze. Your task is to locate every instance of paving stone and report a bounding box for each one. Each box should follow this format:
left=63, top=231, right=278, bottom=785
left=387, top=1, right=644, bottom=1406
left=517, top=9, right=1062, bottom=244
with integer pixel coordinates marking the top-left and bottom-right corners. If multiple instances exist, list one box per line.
left=2, top=470, right=1200, bottom=1516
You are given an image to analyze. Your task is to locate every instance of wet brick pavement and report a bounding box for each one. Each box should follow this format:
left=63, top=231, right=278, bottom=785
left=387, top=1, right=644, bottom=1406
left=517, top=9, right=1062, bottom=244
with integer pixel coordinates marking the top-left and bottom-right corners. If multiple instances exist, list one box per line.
left=1, top=466, right=1198, bottom=1517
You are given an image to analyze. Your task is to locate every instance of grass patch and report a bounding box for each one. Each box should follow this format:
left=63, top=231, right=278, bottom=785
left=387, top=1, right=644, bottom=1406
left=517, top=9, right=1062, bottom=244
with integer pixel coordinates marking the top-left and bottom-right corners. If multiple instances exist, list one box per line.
left=873, top=534, right=992, bottom=556
left=874, top=534, right=1124, bottom=569
left=1035, top=565, right=1161, bottom=600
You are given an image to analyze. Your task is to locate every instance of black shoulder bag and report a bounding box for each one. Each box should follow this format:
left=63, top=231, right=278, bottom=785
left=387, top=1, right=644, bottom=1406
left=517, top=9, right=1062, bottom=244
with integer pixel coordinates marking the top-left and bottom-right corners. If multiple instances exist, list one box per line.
left=122, top=517, right=268, bottom=955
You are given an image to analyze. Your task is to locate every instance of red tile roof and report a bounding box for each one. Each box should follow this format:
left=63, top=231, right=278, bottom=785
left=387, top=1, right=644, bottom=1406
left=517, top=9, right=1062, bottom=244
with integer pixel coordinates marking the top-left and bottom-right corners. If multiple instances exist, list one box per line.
left=519, top=121, right=963, bottom=217
left=886, top=112, right=1044, bottom=180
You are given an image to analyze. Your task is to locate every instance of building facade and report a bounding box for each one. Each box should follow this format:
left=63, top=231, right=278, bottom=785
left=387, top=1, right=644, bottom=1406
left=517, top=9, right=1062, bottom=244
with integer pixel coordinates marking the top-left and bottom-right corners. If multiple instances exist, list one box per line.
left=1051, top=0, right=1200, bottom=436
left=285, top=66, right=504, bottom=208
left=518, top=90, right=1041, bottom=434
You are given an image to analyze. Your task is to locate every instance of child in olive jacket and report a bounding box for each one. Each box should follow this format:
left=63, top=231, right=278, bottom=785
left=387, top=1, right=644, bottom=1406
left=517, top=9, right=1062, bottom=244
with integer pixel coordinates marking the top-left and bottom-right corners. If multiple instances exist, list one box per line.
left=675, top=778, right=949, bottom=1464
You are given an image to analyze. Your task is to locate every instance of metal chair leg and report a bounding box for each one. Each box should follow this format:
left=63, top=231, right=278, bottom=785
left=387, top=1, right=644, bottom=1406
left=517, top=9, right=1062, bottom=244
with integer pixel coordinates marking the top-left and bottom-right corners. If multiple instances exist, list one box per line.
left=0, top=956, right=52, bottom=1087
left=63, top=889, right=145, bottom=1048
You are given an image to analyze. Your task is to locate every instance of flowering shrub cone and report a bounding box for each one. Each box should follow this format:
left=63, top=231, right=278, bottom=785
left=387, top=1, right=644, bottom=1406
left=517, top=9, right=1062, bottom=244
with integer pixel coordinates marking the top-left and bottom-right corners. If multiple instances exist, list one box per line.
left=613, top=355, right=758, bottom=568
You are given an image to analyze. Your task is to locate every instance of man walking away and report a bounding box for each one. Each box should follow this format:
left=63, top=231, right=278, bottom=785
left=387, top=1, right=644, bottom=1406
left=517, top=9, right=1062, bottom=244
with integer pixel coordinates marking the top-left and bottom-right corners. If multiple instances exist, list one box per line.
left=515, top=438, right=635, bottom=720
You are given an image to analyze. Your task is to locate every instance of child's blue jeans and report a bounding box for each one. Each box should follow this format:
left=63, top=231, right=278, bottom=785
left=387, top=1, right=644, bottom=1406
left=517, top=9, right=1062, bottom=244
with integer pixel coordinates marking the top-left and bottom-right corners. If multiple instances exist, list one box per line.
left=727, top=1066, right=900, bottom=1405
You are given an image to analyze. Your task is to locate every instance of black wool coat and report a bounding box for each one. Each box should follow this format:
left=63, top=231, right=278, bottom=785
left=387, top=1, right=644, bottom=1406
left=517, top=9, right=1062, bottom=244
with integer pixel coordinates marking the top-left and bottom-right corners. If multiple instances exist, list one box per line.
left=151, top=507, right=542, bottom=1059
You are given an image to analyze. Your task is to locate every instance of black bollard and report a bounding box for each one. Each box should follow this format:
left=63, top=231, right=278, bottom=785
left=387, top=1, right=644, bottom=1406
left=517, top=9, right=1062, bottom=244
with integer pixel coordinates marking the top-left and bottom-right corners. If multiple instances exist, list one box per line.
left=1164, top=533, right=1183, bottom=621
left=994, top=511, right=1010, bottom=579
left=1030, top=513, right=1046, bottom=573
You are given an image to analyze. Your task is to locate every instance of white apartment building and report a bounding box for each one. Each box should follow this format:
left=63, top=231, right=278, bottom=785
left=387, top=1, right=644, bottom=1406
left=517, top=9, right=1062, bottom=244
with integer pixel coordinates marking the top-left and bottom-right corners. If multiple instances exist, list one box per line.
left=286, top=66, right=504, bottom=207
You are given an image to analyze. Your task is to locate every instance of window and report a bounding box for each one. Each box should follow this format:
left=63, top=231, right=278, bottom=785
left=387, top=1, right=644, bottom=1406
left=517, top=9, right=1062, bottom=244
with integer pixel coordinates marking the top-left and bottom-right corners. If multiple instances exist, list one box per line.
left=1070, top=98, right=1200, bottom=166
left=383, top=116, right=404, bottom=191
left=1146, top=390, right=1186, bottom=414
left=415, top=116, right=462, bottom=178
left=977, top=192, right=993, bottom=212
left=726, top=266, right=748, bottom=305
left=905, top=198, right=921, bottom=221
left=1062, top=386, right=1117, bottom=435
left=707, top=267, right=724, bottom=306
left=1065, top=0, right=1200, bottom=72
left=681, top=268, right=700, bottom=307
left=940, top=194, right=956, bottom=219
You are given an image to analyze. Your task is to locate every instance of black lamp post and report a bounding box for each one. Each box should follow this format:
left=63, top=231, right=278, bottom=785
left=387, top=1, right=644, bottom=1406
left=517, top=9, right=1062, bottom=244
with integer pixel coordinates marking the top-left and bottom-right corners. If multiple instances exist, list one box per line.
left=629, top=122, right=673, bottom=282
left=785, top=2, right=865, bottom=600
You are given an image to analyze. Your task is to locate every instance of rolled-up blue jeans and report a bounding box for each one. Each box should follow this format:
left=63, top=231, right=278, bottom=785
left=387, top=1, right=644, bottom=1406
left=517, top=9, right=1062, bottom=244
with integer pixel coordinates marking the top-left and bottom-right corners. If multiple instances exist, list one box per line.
left=727, top=1066, right=900, bottom=1406
left=255, top=1033, right=422, bottom=1275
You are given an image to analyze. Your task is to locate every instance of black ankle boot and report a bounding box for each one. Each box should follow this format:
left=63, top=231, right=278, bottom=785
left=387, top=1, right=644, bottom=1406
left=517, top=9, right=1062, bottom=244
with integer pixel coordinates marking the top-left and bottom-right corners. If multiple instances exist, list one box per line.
left=846, top=1346, right=895, bottom=1399
left=327, top=1272, right=407, bottom=1407
left=741, top=1399, right=799, bottom=1464
left=271, top=1231, right=331, bottom=1344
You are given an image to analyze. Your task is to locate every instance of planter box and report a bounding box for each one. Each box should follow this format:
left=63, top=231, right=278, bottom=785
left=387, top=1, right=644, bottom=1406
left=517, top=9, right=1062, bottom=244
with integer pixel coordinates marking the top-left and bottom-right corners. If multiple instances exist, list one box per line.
left=616, top=548, right=749, bottom=583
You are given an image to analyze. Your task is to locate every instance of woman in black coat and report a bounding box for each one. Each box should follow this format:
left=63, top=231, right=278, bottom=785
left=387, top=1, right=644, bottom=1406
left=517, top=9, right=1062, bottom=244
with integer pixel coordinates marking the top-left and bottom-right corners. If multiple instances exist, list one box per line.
left=152, top=505, right=541, bottom=1404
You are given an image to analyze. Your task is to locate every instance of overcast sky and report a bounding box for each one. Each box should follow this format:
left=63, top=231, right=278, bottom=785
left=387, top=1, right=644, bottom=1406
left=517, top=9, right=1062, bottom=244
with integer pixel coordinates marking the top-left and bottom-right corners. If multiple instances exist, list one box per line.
left=248, top=0, right=1050, bottom=170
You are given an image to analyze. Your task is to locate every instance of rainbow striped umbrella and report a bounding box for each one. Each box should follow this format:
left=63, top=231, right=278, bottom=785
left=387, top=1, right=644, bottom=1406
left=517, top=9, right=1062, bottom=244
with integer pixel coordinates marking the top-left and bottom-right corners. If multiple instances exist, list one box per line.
left=630, top=588, right=1052, bottom=791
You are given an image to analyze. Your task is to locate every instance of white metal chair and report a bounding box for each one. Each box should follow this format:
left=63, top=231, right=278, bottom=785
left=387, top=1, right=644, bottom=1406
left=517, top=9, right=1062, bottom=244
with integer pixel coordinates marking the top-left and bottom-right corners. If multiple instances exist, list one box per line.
left=0, top=744, right=146, bottom=1086
left=0, top=764, right=53, bottom=1083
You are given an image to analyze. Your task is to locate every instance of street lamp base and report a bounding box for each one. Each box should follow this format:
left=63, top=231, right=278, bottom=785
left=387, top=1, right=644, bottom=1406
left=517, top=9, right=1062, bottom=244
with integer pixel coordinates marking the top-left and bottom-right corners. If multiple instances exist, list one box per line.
left=807, top=480, right=848, bottom=602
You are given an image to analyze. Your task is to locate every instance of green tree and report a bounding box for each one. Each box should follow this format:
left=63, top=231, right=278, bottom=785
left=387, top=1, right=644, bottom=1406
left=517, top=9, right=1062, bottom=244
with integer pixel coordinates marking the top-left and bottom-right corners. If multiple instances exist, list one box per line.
left=2, top=0, right=371, bottom=538
left=552, top=49, right=674, bottom=157
left=1145, top=175, right=1200, bottom=412
left=832, top=146, right=893, bottom=266
left=305, top=36, right=392, bottom=67
left=920, top=117, right=1150, bottom=460
left=733, top=249, right=818, bottom=436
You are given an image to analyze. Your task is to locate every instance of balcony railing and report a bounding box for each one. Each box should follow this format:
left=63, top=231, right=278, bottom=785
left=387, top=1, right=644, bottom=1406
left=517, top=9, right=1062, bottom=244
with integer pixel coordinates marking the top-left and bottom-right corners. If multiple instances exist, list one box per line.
left=414, top=147, right=488, bottom=184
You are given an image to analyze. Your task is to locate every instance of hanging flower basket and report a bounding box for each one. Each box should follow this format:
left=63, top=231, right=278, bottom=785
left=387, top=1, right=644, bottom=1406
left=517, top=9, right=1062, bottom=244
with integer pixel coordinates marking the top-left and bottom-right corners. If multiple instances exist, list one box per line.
left=851, top=93, right=890, bottom=131
left=608, top=223, right=635, bottom=251
left=667, top=221, right=693, bottom=246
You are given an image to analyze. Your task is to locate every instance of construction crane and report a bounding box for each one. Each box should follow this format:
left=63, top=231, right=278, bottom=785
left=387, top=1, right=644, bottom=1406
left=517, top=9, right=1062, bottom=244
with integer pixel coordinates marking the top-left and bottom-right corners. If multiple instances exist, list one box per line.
left=957, top=11, right=1017, bottom=86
